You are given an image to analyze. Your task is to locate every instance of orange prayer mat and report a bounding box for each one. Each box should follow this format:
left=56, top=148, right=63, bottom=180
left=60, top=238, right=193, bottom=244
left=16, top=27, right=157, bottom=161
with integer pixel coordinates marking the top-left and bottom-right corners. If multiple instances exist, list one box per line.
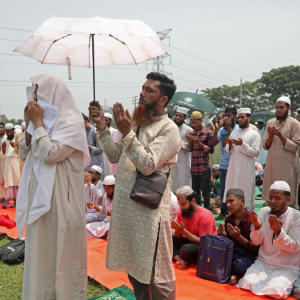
left=0, top=207, right=293, bottom=300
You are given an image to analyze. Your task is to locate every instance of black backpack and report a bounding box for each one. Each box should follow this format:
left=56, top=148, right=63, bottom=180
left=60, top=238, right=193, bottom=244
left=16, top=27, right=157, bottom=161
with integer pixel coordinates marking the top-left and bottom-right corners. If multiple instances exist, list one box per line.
left=0, top=238, right=25, bottom=264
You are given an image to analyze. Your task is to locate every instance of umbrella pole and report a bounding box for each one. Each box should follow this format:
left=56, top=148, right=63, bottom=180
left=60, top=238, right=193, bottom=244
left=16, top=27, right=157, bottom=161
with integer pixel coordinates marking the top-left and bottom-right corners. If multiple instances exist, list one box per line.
left=92, top=34, right=96, bottom=104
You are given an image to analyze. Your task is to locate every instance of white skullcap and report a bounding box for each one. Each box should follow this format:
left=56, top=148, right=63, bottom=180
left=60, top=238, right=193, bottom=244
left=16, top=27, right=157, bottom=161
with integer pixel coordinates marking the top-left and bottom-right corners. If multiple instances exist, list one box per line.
left=103, top=175, right=115, bottom=186
left=15, top=125, right=21, bottom=130
left=212, top=164, right=219, bottom=170
left=5, top=123, right=14, bottom=130
left=175, top=186, right=194, bottom=199
left=270, top=181, right=290, bottom=192
left=104, top=112, right=113, bottom=120
left=276, top=96, right=291, bottom=106
left=237, top=108, right=251, bottom=116
left=21, top=122, right=26, bottom=130
left=176, top=107, right=188, bottom=115
left=91, top=165, right=102, bottom=174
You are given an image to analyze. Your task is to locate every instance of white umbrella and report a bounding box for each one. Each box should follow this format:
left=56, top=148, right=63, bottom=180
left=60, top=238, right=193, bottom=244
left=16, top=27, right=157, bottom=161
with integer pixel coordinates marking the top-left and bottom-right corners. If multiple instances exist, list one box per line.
left=14, top=16, right=167, bottom=102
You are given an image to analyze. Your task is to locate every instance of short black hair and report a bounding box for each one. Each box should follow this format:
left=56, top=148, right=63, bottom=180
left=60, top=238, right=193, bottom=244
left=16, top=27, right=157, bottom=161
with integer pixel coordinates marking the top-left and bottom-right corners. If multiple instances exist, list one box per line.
left=225, top=107, right=237, bottom=116
left=217, top=112, right=224, bottom=117
left=82, top=113, right=89, bottom=123
left=283, top=191, right=291, bottom=197
left=246, top=113, right=252, bottom=117
left=186, top=191, right=197, bottom=202
left=0, top=122, right=5, bottom=126
left=146, top=72, right=177, bottom=106
left=297, top=109, right=300, bottom=114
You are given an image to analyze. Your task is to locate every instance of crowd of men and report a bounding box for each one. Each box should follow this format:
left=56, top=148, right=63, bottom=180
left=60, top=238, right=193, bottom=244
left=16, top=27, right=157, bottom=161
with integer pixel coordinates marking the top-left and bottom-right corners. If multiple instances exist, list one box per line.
left=2, top=72, right=300, bottom=300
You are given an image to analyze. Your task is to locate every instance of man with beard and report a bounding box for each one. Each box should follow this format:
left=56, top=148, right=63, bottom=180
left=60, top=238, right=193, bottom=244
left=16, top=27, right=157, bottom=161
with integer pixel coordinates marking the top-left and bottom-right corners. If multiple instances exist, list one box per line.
left=104, top=112, right=117, bottom=136
left=262, top=96, right=300, bottom=209
left=171, top=186, right=217, bottom=270
left=2, top=123, right=21, bottom=208
left=212, top=107, right=239, bottom=220
left=223, top=108, right=261, bottom=211
left=171, top=107, right=192, bottom=192
left=89, top=72, right=181, bottom=300
left=237, top=181, right=300, bottom=299
left=84, top=165, right=105, bottom=224
left=86, top=175, right=115, bottom=238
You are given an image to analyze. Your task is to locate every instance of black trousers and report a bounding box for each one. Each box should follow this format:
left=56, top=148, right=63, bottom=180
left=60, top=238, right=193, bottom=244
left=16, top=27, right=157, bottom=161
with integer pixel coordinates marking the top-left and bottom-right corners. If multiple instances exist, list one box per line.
left=172, top=236, right=198, bottom=263
left=192, top=170, right=211, bottom=208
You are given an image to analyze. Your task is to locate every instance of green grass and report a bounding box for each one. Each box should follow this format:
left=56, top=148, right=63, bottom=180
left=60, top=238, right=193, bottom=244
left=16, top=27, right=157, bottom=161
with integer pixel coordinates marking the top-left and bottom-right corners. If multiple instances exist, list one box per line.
left=0, top=237, right=108, bottom=300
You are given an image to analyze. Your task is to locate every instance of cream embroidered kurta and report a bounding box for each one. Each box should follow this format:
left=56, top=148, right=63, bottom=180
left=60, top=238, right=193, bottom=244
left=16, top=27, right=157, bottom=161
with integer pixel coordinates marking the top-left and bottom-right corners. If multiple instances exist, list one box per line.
left=237, top=207, right=300, bottom=298
left=97, top=115, right=181, bottom=284
left=223, top=127, right=261, bottom=211
left=262, top=117, right=300, bottom=208
left=171, top=123, right=192, bottom=192
left=18, top=129, right=87, bottom=300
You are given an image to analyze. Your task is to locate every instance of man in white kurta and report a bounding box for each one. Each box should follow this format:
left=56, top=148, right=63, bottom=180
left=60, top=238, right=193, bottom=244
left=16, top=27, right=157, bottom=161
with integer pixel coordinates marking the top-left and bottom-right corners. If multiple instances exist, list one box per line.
left=171, top=107, right=192, bottom=192
left=255, top=119, right=268, bottom=166
left=0, top=122, right=7, bottom=201
left=262, top=96, right=300, bottom=209
left=223, top=108, right=261, bottom=211
left=237, top=181, right=300, bottom=299
left=89, top=72, right=181, bottom=300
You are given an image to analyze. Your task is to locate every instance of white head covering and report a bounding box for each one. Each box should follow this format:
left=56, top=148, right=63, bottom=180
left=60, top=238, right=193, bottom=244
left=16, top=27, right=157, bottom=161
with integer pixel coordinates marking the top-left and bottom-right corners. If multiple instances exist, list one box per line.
left=104, top=112, right=113, bottom=120
left=5, top=123, right=14, bottom=130
left=212, top=164, right=219, bottom=170
left=175, top=186, right=194, bottom=199
left=270, top=181, right=290, bottom=192
left=91, top=165, right=102, bottom=174
left=21, top=122, right=26, bottom=131
left=176, top=107, right=188, bottom=115
left=103, top=175, right=115, bottom=186
left=276, top=96, right=291, bottom=106
left=16, top=74, right=91, bottom=237
left=14, top=125, right=22, bottom=130
left=237, top=108, right=251, bottom=116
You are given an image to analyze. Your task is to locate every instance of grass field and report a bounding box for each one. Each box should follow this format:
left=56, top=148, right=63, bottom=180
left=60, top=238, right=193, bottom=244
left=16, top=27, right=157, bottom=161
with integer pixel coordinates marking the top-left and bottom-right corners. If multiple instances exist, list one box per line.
left=0, top=237, right=108, bottom=300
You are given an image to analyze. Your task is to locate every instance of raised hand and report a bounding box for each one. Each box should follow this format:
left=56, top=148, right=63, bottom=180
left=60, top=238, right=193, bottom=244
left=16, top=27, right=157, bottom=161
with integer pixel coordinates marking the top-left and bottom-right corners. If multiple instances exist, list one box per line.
left=226, top=223, right=241, bottom=239
left=113, top=103, right=132, bottom=136
left=218, top=223, right=227, bottom=237
left=87, top=202, right=96, bottom=209
left=84, top=172, right=92, bottom=185
left=250, top=210, right=261, bottom=229
left=88, top=101, right=106, bottom=131
left=232, top=138, right=243, bottom=146
left=268, top=215, right=283, bottom=236
left=27, top=101, right=43, bottom=128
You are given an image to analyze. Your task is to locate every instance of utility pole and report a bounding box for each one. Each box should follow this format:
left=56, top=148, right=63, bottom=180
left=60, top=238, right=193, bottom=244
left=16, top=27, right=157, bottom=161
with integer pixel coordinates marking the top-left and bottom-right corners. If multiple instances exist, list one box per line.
left=152, top=29, right=172, bottom=77
left=239, top=78, right=243, bottom=107
left=132, top=96, right=138, bottom=110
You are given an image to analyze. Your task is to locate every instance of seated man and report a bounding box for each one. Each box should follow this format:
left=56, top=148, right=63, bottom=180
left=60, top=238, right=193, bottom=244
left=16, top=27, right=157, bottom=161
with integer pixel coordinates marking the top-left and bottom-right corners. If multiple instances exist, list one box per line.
left=86, top=175, right=115, bottom=238
left=171, top=185, right=217, bottom=270
left=85, top=165, right=105, bottom=223
left=218, top=188, right=259, bottom=285
left=237, top=181, right=300, bottom=299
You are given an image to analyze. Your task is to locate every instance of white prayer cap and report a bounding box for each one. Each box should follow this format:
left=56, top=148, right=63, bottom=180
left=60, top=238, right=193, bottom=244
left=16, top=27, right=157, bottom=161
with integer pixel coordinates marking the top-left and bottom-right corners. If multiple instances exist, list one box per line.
left=104, top=112, right=113, bottom=120
left=5, top=123, right=14, bottom=130
left=103, top=175, right=115, bottom=186
left=175, top=186, right=194, bottom=199
left=90, top=165, right=102, bottom=174
left=212, top=164, right=219, bottom=170
left=237, top=108, right=251, bottom=116
left=176, top=107, right=188, bottom=115
left=270, top=181, right=290, bottom=192
left=276, top=96, right=291, bottom=106
left=21, top=122, right=26, bottom=130
left=15, top=125, right=21, bottom=130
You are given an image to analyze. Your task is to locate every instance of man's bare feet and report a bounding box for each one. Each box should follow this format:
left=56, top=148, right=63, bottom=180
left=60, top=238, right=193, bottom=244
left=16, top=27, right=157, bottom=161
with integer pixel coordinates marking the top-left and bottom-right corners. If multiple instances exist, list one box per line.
left=176, top=260, right=189, bottom=270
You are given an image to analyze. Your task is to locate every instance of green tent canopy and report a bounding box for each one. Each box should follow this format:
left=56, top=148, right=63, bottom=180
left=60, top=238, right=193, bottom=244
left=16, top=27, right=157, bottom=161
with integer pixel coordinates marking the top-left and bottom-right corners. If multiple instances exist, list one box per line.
left=251, top=111, right=275, bottom=125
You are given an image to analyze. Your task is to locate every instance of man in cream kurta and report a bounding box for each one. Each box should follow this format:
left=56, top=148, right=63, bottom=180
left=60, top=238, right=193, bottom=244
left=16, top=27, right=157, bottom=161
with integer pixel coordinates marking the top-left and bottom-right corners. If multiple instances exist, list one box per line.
left=262, top=96, right=300, bottom=209
left=171, top=107, right=192, bottom=192
left=237, top=181, right=300, bottom=299
left=223, top=108, right=261, bottom=211
left=90, top=72, right=181, bottom=300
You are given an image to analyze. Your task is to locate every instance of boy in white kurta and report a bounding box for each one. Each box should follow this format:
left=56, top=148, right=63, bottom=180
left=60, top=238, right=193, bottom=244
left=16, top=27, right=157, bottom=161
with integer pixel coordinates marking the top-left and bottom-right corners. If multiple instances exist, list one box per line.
left=237, top=181, right=300, bottom=299
left=223, top=108, right=261, bottom=211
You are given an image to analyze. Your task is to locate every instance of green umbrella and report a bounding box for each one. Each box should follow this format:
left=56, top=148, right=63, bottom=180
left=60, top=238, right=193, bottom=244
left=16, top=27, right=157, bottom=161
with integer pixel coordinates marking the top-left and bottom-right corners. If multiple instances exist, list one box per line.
left=170, top=92, right=217, bottom=115
left=251, top=111, right=275, bottom=125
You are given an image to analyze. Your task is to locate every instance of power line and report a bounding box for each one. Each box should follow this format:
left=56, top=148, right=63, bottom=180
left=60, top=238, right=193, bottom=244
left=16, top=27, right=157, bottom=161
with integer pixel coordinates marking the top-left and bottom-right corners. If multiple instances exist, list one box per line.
left=173, top=76, right=211, bottom=88
left=0, top=15, right=41, bottom=24
left=0, top=26, right=32, bottom=32
left=0, top=38, right=20, bottom=42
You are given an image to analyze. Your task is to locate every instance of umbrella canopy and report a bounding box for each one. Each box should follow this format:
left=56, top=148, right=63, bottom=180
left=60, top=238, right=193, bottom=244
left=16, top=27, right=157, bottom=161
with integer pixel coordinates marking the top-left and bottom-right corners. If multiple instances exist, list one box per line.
left=251, top=111, right=275, bottom=125
left=14, top=16, right=167, bottom=101
left=170, top=92, right=217, bottom=115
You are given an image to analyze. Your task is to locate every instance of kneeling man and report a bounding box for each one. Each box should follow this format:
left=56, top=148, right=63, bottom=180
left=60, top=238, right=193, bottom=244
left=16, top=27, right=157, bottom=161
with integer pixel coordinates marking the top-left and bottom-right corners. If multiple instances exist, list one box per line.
left=237, top=181, right=300, bottom=299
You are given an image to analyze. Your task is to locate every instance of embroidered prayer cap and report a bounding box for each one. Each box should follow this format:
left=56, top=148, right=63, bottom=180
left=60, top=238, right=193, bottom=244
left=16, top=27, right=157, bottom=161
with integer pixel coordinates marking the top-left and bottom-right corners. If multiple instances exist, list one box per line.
left=276, top=96, right=291, bottom=106
left=270, top=181, right=290, bottom=192
left=104, top=112, right=113, bottom=120
left=237, top=108, right=251, bottom=116
left=176, top=107, right=188, bottom=115
left=103, top=175, right=115, bottom=186
left=175, top=186, right=194, bottom=199
left=212, top=164, right=219, bottom=170
left=91, top=165, right=103, bottom=175
left=190, top=111, right=202, bottom=120
left=5, top=123, right=14, bottom=130
left=21, top=122, right=26, bottom=130
left=226, top=188, right=245, bottom=198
